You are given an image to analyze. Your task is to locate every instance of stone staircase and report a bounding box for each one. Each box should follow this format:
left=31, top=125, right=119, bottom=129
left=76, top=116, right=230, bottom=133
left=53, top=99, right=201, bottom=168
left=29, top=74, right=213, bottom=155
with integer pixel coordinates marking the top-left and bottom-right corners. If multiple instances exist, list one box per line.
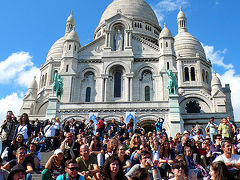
left=32, top=151, right=53, bottom=180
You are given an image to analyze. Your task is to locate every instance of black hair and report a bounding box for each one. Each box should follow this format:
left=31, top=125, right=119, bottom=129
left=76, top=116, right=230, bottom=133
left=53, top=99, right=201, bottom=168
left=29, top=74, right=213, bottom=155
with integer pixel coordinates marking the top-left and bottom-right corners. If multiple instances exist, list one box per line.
left=221, top=138, right=232, bottom=147
left=140, top=151, right=152, bottom=160
left=65, top=159, right=77, bottom=167
left=101, top=156, right=125, bottom=180
left=131, top=168, right=149, bottom=180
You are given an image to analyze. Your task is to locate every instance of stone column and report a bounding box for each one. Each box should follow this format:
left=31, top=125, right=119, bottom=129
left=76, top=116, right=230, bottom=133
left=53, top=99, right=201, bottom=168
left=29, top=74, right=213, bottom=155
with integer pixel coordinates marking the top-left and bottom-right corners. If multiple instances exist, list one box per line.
left=105, top=30, right=111, bottom=47
left=129, top=31, right=132, bottom=47
left=126, top=74, right=134, bottom=101
left=104, top=77, right=108, bottom=102
left=196, top=59, right=201, bottom=82
left=178, top=60, right=183, bottom=85
left=122, top=75, right=128, bottom=101
left=101, top=76, right=105, bottom=102
left=153, top=75, right=159, bottom=101
left=129, top=77, right=133, bottom=101
left=104, top=31, right=112, bottom=51
left=125, top=30, right=132, bottom=49
left=46, top=96, right=60, bottom=119
left=167, top=94, right=184, bottom=137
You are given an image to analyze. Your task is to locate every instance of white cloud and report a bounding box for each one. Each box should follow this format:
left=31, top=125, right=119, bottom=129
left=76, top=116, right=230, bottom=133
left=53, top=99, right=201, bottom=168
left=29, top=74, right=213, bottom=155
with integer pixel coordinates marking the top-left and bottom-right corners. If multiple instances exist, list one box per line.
left=217, top=70, right=240, bottom=122
left=16, top=67, right=40, bottom=87
left=152, top=0, right=190, bottom=24
left=0, top=92, right=24, bottom=124
left=0, top=52, right=40, bottom=124
left=203, top=43, right=240, bottom=121
left=0, top=52, right=40, bottom=87
left=202, top=44, right=233, bottom=69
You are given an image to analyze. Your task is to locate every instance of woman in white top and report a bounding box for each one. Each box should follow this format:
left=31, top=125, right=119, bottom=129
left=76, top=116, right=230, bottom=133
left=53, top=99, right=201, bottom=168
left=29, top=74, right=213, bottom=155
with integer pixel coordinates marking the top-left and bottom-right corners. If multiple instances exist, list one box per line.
left=13, top=113, right=31, bottom=143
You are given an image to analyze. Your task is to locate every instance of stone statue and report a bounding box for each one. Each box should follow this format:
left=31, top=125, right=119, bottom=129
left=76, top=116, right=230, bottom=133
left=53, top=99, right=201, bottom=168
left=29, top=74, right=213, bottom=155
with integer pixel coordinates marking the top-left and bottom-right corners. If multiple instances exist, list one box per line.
left=52, top=72, right=63, bottom=99
left=115, top=29, right=123, bottom=51
left=166, top=70, right=178, bottom=95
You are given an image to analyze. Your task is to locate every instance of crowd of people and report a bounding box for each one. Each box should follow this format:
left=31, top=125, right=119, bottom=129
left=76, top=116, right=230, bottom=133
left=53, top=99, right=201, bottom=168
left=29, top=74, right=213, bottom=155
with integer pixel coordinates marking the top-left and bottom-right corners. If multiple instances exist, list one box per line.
left=0, top=110, right=240, bottom=180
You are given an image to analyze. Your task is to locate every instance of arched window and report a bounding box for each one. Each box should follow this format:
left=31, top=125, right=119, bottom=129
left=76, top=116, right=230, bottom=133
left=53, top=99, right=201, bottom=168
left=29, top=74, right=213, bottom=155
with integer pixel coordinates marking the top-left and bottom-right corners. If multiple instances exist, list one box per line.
left=66, top=65, right=69, bottom=72
left=184, top=67, right=189, bottom=81
left=69, top=44, right=71, bottom=50
left=166, top=41, right=168, bottom=47
left=85, top=87, right=91, bottom=102
left=190, top=67, right=195, bottom=81
left=185, top=100, right=201, bottom=113
left=44, top=73, right=47, bottom=86
left=114, top=72, right=122, bottom=98
left=41, top=75, right=44, bottom=87
left=206, top=71, right=209, bottom=84
left=202, top=69, right=205, bottom=82
left=145, top=86, right=150, bottom=101
left=167, top=62, right=170, bottom=70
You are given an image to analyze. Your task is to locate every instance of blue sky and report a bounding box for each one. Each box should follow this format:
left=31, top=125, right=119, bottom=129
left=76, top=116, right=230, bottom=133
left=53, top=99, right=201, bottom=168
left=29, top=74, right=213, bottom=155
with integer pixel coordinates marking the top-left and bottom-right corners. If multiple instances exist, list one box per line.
left=0, top=0, right=240, bottom=122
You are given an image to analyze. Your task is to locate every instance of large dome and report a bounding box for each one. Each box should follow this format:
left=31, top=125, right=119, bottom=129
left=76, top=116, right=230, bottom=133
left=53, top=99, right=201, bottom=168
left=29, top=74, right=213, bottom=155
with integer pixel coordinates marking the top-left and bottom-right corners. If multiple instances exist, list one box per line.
left=99, top=0, right=159, bottom=27
left=46, top=36, right=65, bottom=61
left=174, top=32, right=206, bottom=59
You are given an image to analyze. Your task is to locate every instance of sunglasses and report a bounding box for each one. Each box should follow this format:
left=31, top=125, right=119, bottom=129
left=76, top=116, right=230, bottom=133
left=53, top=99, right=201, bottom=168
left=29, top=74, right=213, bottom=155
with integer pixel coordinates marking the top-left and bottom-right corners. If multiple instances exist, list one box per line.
left=68, top=167, right=78, bottom=171
left=134, top=136, right=140, bottom=139
left=173, top=166, right=183, bottom=170
left=18, top=152, right=26, bottom=155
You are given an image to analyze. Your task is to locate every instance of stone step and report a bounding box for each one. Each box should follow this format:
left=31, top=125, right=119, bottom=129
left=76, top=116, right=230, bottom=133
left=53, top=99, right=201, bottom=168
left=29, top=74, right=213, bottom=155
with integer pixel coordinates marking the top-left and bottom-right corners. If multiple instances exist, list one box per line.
left=32, top=173, right=41, bottom=180
left=40, top=151, right=54, bottom=167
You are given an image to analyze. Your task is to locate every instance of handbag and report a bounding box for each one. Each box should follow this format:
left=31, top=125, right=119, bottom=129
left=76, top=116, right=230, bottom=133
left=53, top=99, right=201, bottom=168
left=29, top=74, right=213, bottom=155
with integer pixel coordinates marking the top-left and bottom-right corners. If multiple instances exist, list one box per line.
left=0, top=129, right=7, bottom=141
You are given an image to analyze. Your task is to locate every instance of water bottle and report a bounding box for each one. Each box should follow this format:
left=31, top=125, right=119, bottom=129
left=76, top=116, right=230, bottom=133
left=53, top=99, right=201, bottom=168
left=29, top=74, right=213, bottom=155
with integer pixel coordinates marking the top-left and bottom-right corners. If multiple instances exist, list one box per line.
left=153, top=151, right=159, bottom=162
left=97, top=153, right=104, bottom=167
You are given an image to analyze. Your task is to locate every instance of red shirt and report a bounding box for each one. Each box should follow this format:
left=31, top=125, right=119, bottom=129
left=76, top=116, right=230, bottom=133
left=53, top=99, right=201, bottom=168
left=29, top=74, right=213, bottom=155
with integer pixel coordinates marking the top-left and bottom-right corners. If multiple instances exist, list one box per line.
left=197, top=148, right=206, bottom=156
left=96, top=120, right=104, bottom=129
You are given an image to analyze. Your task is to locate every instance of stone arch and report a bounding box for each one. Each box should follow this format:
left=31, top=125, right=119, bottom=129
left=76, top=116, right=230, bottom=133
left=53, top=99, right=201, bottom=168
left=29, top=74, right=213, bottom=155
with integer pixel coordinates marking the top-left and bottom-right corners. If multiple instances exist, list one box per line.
left=136, top=115, right=158, bottom=133
left=101, top=115, right=122, bottom=123
left=135, top=65, right=156, bottom=101
left=135, top=64, right=158, bottom=79
left=62, top=115, right=87, bottom=122
left=36, top=101, right=49, bottom=115
left=108, top=20, right=131, bottom=31
left=79, top=65, right=100, bottom=78
left=105, top=61, right=130, bottom=74
left=80, top=67, right=97, bottom=102
left=179, top=95, right=213, bottom=113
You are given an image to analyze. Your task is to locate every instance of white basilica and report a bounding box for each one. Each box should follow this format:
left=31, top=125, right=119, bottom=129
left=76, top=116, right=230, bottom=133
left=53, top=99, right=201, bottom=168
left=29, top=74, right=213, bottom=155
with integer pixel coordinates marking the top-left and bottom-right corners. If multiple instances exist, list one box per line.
left=20, top=0, right=234, bottom=136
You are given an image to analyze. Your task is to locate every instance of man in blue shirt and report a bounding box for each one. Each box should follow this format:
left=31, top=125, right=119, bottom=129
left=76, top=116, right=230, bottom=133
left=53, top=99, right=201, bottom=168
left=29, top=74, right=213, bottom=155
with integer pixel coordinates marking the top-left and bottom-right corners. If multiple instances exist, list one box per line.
left=57, top=159, right=84, bottom=180
left=155, top=118, right=164, bottom=133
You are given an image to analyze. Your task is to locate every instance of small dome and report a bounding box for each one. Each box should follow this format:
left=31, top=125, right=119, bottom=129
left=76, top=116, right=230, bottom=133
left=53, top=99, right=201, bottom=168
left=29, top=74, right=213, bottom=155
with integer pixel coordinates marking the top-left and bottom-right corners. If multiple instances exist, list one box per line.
left=66, top=11, right=75, bottom=25
left=46, top=36, right=65, bottom=61
left=177, top=7, right=186, bottom=19
left=66, top=30, right=79, bottom=41
left=99, top=0, right=159, bottom=27
left=159, top=24, right=172, bottom=38
left=174, top=32, right=206, bottom=58
left=211, top=72, right=222, bottom=87
left=29, top=76, right=38, bottom=89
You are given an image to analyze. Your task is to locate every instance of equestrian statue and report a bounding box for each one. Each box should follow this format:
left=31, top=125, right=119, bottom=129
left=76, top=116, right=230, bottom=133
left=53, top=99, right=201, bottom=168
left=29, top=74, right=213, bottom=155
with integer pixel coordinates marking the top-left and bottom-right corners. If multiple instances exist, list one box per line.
left=52, top=72, right=63, bottom=99
left=166, top=70, right=178, bottom=95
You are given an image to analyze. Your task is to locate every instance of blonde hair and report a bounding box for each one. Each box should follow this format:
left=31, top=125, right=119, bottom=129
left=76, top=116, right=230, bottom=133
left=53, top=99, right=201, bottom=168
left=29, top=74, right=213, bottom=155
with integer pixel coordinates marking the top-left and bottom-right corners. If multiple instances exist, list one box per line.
left=107, top=137, right=118, bottom=152
left=129, top=134, right=141, bottom=149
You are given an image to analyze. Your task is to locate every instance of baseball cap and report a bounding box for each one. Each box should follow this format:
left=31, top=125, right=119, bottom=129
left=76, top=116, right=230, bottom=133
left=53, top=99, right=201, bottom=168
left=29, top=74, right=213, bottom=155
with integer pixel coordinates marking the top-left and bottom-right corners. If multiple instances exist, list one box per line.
left=54, top=149, right=63, bottom=155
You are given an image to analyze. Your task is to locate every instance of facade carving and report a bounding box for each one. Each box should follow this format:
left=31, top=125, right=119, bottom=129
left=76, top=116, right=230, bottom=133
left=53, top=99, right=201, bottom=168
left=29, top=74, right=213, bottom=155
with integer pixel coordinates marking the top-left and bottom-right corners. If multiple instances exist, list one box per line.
left=20, top=0, right=234, bottom=136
